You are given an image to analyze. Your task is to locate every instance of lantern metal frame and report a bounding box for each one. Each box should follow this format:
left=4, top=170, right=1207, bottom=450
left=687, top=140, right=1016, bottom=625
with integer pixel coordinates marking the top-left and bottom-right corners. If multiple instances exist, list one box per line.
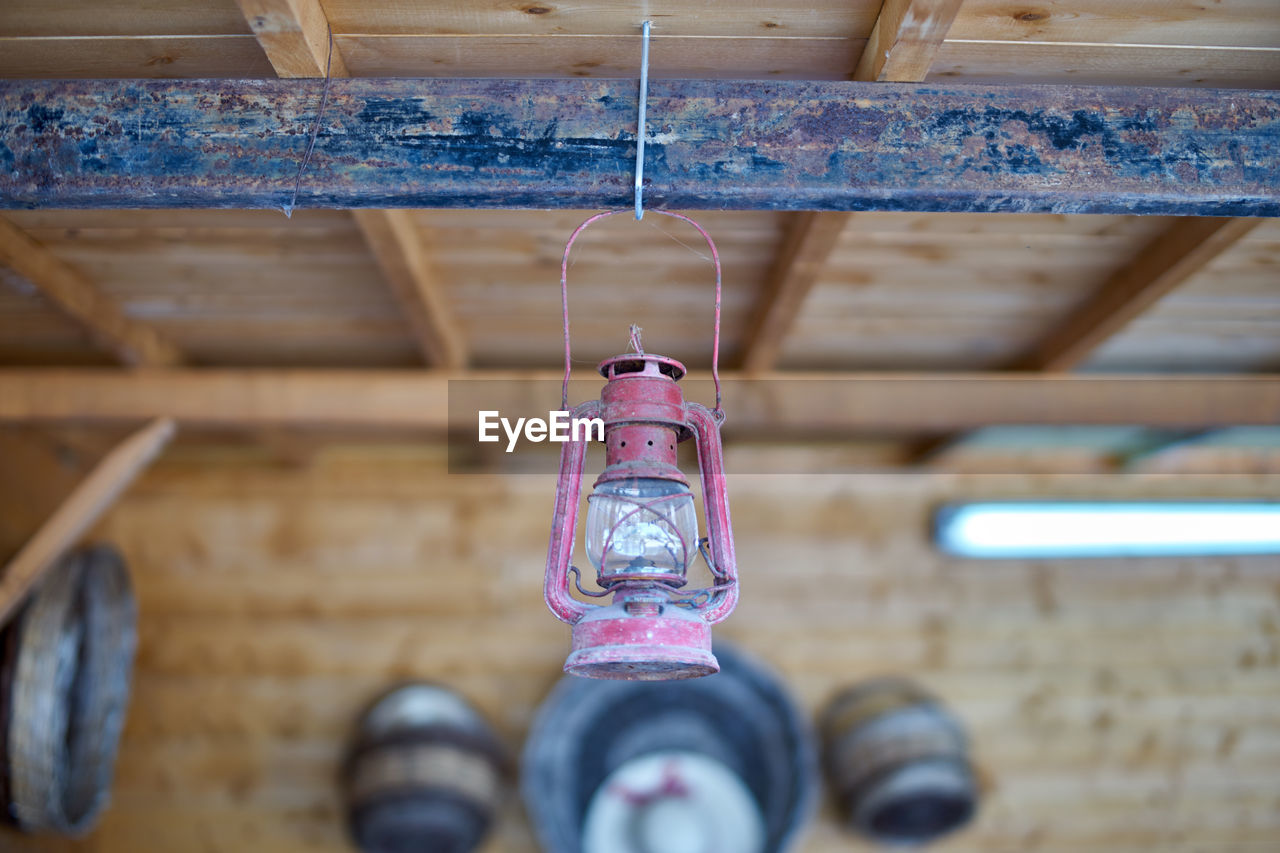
left=543, top=210, right=739, bottom=681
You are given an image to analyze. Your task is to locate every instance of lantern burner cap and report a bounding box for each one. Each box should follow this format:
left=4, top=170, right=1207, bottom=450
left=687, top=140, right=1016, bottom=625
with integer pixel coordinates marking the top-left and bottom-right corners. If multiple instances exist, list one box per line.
left=598, top=353, right=686, bottom=382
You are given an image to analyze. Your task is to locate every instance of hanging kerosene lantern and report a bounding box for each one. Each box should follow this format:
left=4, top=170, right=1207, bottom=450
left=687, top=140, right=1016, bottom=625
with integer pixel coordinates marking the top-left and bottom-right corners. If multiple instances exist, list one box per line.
left=544, top=209, right=738, bottom=681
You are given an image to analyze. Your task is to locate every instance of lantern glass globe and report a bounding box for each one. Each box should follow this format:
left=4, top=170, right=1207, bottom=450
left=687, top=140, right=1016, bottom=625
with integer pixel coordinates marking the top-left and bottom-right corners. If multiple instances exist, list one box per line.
left=586, top=478, right=698, bottom=577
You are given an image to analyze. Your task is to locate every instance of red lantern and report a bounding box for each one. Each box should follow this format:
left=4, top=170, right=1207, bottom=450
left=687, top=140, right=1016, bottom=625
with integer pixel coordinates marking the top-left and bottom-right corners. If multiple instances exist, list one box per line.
left=544, top=211, right=738, bottom=681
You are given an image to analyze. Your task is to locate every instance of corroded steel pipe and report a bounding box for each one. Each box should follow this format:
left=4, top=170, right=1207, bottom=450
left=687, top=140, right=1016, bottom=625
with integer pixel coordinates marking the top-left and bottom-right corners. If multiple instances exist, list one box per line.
left=3, top=79, right=1277, bottom=215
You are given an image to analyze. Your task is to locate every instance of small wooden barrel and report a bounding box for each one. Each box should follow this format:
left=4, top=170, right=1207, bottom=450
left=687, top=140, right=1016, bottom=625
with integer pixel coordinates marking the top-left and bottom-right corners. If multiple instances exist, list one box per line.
left=0, top=546, right=137, bottom=837
left=342, top=683, right=506, bottom=853
left=821, top=678, right=977, bottom=845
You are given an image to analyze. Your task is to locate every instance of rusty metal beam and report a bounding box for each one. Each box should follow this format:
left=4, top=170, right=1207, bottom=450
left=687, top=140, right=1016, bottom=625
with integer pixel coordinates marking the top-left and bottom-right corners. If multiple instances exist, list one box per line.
left=0, top=370, right=1277, bottom=434
left=2, top=79, right=1277, bottom=215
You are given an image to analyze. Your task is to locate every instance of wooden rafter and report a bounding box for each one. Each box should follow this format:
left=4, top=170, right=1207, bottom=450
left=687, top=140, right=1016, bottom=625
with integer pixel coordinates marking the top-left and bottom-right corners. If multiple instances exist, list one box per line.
left=0, top=370, right=1276, bottom=434
left=1014, top=217, right=1264, bottom=371
left=0, top=216, right=184, bottom=367
left=236, top=0, right=465, bottom=367
left=739, top=0, right=967, bottom=371
left=854, top=0, right=966, bottom=83
left=738, top=212, right=850, bottom=371
left=914, top=216, right=1263, bottom=464
left=235, top=0, right=350, bottom=78
left=351, top=210, right=466, bottom=368
left=0, top=417, right=174, bottom=626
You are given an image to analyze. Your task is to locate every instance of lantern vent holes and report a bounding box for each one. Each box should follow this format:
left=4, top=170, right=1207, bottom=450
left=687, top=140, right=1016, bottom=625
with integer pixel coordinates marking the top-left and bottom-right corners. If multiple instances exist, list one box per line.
left=603, top=358, right=686, bottom=381
left=611, top=359, right=646, bottom=376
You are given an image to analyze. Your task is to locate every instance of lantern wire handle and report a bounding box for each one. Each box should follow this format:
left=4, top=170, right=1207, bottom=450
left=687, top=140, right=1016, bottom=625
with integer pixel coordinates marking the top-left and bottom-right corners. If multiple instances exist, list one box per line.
left=559, top=209, right=723, bottom=416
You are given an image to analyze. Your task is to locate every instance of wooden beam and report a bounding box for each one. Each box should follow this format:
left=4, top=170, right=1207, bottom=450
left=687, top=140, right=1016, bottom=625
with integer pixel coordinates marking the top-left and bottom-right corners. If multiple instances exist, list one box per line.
left=738, top=212, right=850, bottom=371
left=854, top=0, right=966, bottom=82
left=235, top=0, right=349, bottom=78
left=0, top=216, right=184, bottom=367
left=735, top=2, right=962, bottom=375
left=1015, top=217, right=1264, bottom=371
left=0, top=370, right=1276, bottom=434
left=351, top=209, right=466, bottom=368
left=235, top=0, right=465, bottom=368
left=0, top=418, right=174, bottom=627
left=4, top=79, right=1278, bottom=216
left=911, top=216, right=1262, bottom=465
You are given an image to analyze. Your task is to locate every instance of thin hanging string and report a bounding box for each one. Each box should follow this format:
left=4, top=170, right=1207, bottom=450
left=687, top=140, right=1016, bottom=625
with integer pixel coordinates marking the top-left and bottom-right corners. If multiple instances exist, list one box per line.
left=633, top=20, right=652, bottom=220
left=559, top=209, right=723, bottom=416
left=628, top=324, right=644, bottom=354
left=644, top=216, right=712, bottom=262
left=283, top=24, right=335, bottom=218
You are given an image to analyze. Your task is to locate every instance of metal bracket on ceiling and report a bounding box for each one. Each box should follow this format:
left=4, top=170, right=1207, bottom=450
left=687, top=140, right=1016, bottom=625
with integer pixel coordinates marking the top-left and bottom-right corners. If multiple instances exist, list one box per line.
left=634, top=20, right=652, bottom=220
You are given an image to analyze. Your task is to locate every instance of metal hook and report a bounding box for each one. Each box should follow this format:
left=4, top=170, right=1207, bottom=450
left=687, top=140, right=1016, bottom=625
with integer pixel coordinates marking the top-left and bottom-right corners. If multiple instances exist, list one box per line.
left=634, top=20, right=652, bottom=221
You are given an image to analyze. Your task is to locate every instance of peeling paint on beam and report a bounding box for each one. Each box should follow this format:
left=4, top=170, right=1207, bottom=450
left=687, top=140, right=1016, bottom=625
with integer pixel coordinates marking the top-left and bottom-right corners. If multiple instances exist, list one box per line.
left=2, top=79, right=1278, bottom=215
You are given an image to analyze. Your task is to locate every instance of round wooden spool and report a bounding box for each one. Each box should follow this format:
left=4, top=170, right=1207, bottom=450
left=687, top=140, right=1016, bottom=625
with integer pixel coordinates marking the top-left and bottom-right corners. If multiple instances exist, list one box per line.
left=0, top=545, right=137, bottom=837
left=821, top=678, right=977, bottom=846
left=342, top=683, right=507, bottom=853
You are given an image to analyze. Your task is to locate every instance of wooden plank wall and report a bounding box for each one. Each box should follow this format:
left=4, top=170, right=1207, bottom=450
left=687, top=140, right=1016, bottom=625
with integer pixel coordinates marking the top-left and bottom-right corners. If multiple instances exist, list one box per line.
left=4, top=447, right=1278, bottom=852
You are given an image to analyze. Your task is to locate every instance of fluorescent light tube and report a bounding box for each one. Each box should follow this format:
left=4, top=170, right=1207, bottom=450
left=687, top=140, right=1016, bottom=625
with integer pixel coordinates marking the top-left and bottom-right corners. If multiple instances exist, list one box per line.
left=935, top=502, right=1280, bottom=558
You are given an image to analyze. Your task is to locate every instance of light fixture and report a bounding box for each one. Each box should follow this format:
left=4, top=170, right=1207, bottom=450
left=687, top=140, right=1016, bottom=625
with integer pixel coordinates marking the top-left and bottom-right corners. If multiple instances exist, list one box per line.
left=543, top=210, right=738, bottom=681
left=936, top=501, right=1280, bottom=558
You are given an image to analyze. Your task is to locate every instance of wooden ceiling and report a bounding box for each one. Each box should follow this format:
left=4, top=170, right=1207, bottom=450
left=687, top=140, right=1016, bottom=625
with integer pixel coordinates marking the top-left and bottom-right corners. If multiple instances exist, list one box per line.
left=2, top=0, right=1278, bottom=87
left=1, top=0, right=1278, bottom=464
left=4, top=208, right=1279, bottom=376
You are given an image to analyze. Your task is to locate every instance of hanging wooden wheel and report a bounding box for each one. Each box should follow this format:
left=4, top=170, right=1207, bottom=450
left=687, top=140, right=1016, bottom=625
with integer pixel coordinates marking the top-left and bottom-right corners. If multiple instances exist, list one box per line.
left=0, top=545, right=137, bottom=837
